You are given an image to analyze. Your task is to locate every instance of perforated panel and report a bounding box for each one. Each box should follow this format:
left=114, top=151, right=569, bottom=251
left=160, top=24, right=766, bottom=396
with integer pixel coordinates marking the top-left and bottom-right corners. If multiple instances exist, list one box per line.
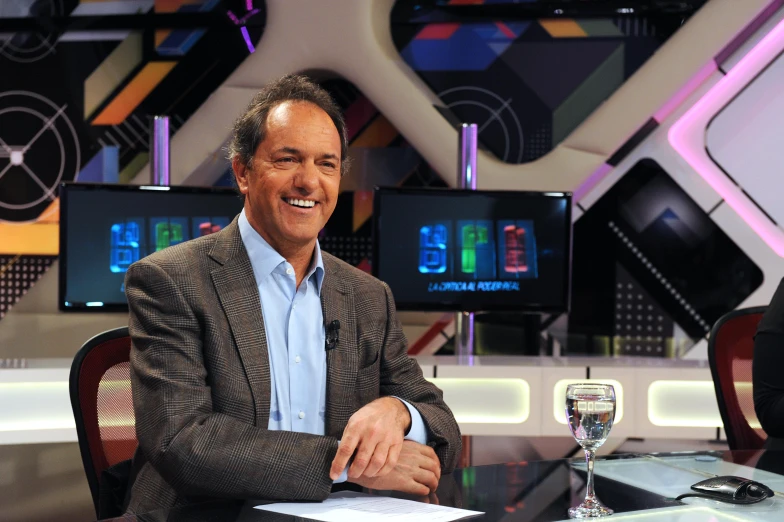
left=731, top=359, right=765, bottom=437
left=97, top=362, right=136, bottom=467
left=0, top=255, right=55, bottom=319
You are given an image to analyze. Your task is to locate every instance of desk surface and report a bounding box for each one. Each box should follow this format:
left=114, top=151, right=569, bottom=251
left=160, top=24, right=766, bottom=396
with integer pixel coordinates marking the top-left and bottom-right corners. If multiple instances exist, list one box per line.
left=102, top=450, right=784, bottom=522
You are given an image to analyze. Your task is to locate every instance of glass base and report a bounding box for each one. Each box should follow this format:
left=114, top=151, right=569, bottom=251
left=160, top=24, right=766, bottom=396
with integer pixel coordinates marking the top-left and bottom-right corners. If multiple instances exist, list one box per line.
left=568, top=498, right=613, bottom=518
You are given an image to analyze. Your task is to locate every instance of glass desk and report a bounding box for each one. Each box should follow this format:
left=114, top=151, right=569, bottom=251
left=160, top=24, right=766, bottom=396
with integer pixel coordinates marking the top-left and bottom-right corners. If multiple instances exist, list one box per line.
left=102, top=450, right=784, bottom=522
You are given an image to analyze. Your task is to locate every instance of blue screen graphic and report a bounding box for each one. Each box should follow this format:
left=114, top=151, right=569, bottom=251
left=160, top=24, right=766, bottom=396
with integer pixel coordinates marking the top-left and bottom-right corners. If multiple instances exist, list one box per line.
left=418, top=224, right=448, bottom=274
left=108, top=216, right=231, bottom=273
left=109, top=221, right=141, bottom=273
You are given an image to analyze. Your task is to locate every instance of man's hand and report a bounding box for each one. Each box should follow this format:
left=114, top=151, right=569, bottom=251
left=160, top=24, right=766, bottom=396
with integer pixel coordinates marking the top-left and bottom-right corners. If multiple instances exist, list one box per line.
left=350, top=441, right=441, bottom=496
left=330, top=397, right=411, bottom=480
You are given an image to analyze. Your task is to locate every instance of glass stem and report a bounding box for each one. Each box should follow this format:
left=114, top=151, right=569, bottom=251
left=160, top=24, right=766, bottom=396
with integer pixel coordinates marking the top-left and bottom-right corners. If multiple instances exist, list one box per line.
left=584, top=449, right=596, bottom=503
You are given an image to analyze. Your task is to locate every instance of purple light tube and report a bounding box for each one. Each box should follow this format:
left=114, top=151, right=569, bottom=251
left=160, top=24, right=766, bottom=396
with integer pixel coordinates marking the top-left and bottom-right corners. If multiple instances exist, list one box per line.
left=241, top=26, right=255, bottom=54
left=151, top=116, right=170, bottom=186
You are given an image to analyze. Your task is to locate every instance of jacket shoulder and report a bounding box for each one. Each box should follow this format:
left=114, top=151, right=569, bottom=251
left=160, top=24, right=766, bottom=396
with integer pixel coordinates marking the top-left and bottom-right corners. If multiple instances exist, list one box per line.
left=129, top=233, right=219, bottom=274
left=322, top=251, right=387, bottom=291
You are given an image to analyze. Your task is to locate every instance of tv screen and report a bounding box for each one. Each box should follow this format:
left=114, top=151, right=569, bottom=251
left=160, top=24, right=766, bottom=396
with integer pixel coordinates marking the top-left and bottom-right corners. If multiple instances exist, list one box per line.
left=59, top=183, right=243, bottom=311
left=372, top=187, right=572, bottom=312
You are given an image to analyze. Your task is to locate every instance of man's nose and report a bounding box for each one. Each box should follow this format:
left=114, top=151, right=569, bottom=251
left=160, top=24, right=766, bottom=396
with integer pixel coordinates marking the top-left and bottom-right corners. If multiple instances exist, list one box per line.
left=293, top=161, right=319, bottom=191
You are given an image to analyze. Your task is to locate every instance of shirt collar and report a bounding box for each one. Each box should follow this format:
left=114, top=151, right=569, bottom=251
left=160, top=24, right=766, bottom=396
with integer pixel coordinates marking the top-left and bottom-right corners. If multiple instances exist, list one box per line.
left=238, top=209, right=325, bottom=295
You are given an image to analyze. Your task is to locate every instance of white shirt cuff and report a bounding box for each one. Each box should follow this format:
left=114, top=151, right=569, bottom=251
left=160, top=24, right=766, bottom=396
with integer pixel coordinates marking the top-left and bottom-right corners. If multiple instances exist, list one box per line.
left=333, top=462, right=349, bottom=484
left=393, top=397, right=428, bottom=445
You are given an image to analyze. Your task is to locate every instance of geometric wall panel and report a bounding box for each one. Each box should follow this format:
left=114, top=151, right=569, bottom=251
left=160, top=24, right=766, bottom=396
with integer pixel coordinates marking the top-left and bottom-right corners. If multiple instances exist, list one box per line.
left=569, top=159, right=762, bottom=354
left=0, top=256, right=55, bottom=319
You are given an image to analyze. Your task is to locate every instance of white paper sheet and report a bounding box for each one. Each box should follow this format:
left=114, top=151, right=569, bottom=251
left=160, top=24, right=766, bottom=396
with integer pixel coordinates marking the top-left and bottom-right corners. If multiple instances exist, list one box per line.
left=255, top=491, right=484, bottom=521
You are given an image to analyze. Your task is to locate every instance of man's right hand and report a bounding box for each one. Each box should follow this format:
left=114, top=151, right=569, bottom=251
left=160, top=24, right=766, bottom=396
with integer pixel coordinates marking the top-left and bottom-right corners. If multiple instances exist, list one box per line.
left=349, top=440, right=441, bottom=496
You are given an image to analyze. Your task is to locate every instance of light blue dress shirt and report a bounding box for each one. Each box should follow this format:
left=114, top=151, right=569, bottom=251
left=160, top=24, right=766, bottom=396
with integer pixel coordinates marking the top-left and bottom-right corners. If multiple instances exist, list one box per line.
left=238, top=210, right=427, bottom=482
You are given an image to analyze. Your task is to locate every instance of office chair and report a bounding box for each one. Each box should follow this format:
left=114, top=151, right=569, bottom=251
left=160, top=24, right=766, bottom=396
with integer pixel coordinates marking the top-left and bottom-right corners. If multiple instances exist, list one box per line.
left=708, top=307, right=767, bottom=450
left=69, top=326, right=137, bottom=517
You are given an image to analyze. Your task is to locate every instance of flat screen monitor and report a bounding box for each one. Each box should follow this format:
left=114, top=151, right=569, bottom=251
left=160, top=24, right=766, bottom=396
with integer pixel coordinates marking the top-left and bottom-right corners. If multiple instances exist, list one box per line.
left=59, top=182, right=243, bottom=311
left=372, top=187, right=572, bottom=312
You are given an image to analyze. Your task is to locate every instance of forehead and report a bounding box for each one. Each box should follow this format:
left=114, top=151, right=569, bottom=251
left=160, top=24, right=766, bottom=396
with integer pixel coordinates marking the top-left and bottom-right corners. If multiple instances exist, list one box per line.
left=263, top=101, right=340, bottom=149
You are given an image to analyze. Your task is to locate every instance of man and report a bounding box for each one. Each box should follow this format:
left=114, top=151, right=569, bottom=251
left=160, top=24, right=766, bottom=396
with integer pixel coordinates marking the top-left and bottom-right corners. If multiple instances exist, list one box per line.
left=124, top=74, right=461, bottom=514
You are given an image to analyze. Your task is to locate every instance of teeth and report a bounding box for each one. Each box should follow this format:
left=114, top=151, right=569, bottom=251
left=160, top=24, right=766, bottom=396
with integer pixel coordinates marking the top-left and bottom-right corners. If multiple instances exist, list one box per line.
left=287, top=198, right=315, bottom=208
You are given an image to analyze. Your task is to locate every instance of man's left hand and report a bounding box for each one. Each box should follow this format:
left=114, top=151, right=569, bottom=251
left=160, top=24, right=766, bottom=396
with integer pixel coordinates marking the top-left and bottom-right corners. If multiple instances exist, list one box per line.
left=330, top=397, right=411, bottom=480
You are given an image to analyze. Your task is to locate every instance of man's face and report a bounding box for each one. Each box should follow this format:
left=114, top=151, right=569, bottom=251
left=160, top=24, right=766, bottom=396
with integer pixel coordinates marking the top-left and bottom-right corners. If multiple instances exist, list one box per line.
left=234, top=101, right=342, bottom=253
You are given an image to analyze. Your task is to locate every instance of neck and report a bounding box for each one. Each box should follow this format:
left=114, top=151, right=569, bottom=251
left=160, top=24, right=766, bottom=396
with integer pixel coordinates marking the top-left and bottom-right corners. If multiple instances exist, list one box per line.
left=248, top=223, right=317, bottom=289
left=279, top=242, right=317, bottom=288
left=243, top=209, right=319, bottom=287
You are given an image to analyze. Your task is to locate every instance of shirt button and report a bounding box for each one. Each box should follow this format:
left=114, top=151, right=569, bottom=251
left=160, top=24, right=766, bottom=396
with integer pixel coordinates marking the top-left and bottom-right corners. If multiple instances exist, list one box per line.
left=295, top=356, right=301, bottom=363
left=298, top=411, right=305, bottom=419
left=286, top=268, right=293, bottom=275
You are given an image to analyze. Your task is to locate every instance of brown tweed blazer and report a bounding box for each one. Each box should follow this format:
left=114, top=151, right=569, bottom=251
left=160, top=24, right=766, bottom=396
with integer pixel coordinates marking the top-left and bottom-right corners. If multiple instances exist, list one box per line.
left=124, top=218, right=461, bottom=514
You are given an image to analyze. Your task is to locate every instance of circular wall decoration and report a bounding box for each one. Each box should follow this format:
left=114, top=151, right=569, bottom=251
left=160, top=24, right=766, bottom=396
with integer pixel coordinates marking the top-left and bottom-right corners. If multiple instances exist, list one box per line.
left=0, top=0, right=63, bottom=64
left=0, top=90, right=80, bottom=223
left=438, top=86, right=525, bottom=164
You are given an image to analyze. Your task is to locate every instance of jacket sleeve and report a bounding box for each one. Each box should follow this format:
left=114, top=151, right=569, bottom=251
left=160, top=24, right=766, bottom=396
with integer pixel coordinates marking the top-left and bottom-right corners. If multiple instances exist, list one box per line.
left=377, top=282, right=462, bottom=472
left=126, top=259, right=339, bottom=501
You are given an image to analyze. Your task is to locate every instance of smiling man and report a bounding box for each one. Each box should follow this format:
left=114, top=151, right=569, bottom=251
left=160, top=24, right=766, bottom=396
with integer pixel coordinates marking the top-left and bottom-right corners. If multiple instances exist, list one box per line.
left=123, top=75, right=461, bottom=514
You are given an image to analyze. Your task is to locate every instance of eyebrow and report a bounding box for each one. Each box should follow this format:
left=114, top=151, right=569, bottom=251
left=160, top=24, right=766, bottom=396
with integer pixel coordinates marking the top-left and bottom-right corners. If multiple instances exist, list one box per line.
left=274, top=147, right=340, bottom=161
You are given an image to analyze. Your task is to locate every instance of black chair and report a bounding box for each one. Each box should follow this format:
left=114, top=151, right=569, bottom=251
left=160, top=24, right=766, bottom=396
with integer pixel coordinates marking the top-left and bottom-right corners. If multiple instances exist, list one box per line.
left=708, top=307, right=767, bottom=450
left=69, top=326, right=137, bottom=518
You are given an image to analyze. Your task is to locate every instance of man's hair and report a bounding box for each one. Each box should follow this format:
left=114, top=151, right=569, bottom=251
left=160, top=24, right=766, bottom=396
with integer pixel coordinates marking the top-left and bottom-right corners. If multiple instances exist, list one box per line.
left=227, top=74, right=351, bottom=177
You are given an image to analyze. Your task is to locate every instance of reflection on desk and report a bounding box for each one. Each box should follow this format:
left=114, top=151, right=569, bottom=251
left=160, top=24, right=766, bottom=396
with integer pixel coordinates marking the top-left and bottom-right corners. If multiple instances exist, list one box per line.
left=107, top=451, right=784, bottom=521
left=100, top=450, right=784, bottom=521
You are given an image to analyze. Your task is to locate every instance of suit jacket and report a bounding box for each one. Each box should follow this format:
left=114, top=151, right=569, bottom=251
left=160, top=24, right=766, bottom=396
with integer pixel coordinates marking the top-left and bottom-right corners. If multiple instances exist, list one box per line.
left=124, top=218, right=461, bottom=514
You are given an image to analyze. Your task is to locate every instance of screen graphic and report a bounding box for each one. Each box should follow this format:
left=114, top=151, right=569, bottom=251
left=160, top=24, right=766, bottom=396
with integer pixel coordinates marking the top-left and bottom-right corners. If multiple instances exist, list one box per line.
left=498, top=220, right=537, bottom=278
left=374, top=188, right=571, bottom=312
left=107, top=216, right=231, bottom=273
left=418, top=223, right=449, bottom=274
left=60, top=184, right=243, bottom=311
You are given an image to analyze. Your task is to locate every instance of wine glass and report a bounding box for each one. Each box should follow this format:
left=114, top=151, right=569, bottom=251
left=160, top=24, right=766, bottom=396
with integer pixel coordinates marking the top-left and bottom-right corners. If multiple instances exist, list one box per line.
left=565, top=383, right=616, bottom=518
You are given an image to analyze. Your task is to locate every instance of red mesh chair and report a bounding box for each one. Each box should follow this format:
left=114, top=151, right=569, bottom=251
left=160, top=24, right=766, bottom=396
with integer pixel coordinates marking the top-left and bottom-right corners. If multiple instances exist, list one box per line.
left=708, top=307, right=767, bottom=450
left=69, top=327, right=137, bottom=517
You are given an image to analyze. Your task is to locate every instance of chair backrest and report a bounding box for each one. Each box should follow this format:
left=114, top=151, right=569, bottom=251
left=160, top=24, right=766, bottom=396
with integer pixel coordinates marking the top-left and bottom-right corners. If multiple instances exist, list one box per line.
left=708, top=307, right=767, bottom=450
left=69, top=326, right=137, bottom=515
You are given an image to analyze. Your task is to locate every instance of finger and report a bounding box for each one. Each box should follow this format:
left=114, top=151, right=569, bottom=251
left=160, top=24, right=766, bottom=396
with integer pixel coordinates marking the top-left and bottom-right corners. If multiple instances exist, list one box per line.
left=377, top=443, right=402, bottom=477
left=331, top=434, right=359, bottom=480
left=430, top=492, right=440, bottom=505
left=363, top=442, right=390, bottom=478
left=349, top=438, right=378, bottom=479
left=415, top=448, right=440, bottom=478
left=404, top=477, right=431, bottom=497
left=422, top=446, right=441, bottom=481
left=414, top=467, right=439, bottom=493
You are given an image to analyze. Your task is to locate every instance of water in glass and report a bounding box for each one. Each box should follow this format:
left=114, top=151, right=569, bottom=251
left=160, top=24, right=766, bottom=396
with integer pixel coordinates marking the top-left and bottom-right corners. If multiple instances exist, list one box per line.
left=566, top=383, right=616, bottom=519
left=566, top=394, right=615, bottom=451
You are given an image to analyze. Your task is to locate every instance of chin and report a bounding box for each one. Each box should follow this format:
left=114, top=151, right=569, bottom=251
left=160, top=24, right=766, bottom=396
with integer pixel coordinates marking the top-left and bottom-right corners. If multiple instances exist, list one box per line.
left=283, top=229, right=321, bottom=245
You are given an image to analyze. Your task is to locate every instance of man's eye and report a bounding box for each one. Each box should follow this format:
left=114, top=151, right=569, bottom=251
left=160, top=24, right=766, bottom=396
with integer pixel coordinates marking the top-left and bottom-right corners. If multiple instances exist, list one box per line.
left=277, top=157, right=295, bottom=163
left=322, top=162, right=337, bottom=169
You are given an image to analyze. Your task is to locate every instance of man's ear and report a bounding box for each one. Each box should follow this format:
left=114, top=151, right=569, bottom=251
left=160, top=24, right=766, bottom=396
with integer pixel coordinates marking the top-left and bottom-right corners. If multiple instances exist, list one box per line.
left=232, top=157, right=250, bottom=194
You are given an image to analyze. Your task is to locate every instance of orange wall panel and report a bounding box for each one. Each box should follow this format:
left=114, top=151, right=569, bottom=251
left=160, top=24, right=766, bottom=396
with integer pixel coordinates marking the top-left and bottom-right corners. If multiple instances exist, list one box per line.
left=92, top=62, right=177, bottom=126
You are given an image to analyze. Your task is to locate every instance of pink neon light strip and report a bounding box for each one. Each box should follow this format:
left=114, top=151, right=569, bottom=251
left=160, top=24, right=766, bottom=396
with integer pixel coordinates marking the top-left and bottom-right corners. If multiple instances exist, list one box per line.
left=668, top=18, right=784, bottom=257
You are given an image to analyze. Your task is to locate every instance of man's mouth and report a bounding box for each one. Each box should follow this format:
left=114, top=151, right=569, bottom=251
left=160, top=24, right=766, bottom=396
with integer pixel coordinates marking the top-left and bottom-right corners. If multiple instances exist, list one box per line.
left=284, top=197, right=317, bottom=209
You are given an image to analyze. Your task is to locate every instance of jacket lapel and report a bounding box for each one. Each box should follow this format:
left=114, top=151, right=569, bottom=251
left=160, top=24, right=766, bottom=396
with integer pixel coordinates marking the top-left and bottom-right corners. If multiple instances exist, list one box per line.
left=209, top=219, right=271, bottom=428
left=321, top=255, right=357, bottom=438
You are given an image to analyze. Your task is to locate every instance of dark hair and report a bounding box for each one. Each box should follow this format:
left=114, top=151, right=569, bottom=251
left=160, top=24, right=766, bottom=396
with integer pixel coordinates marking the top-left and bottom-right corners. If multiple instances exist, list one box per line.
left=227, top=74, right=351, bottom=177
